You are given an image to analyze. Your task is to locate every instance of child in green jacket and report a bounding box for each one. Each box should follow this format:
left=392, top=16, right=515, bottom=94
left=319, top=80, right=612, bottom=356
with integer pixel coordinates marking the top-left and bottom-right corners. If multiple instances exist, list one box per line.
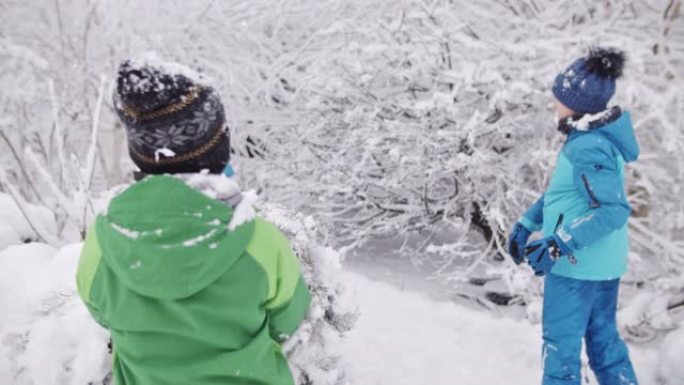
left=77, top=57, right=311, bottom=385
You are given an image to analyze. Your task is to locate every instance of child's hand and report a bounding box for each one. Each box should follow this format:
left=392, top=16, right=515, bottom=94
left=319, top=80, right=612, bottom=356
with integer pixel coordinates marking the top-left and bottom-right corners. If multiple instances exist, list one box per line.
left=524, top=235, right=572, bottom=276
left=507, top=223, right=531, bottom=265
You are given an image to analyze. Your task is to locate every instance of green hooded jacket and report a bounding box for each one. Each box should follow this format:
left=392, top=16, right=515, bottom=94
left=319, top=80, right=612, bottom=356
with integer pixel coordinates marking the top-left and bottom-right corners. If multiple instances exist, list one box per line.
left=76, top=176, right=311, bottom=385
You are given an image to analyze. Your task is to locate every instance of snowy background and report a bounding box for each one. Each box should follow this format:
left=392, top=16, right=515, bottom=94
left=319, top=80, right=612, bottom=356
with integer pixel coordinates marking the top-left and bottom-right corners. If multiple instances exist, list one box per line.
left=1, top=0, right=683, bottom=384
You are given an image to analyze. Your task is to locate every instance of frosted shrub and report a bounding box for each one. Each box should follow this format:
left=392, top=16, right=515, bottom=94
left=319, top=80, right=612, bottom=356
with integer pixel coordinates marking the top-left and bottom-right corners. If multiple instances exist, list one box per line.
left=1, top=0, right=682, bottom=338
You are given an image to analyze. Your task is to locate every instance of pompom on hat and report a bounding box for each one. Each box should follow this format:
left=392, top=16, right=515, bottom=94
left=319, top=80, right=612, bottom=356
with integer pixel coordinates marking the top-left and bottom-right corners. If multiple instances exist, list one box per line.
left=552, top=47, right=626, bottom=114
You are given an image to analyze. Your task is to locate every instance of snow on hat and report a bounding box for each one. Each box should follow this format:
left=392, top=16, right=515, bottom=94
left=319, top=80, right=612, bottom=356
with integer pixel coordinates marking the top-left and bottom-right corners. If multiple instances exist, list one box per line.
left=113, top=53, right=230, bottom=175
left=552, top=47, right=626, bottom=114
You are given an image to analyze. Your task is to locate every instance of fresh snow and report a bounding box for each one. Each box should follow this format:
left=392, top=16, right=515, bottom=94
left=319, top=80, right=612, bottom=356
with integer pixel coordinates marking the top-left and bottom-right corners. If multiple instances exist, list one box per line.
left=340, top=271, right=542, bottom=384
left=658, top=327, right=684, bottom=381
left=124, top=52, right=213, bottom=90
left=153, top=147, right=176, bottom=162
left=175, top=173, right=257, bottom=231
left=181, top=228, right=219, bottom=247
left=0, top=192, right=57, bottom=244
left=339, top=271, right=665, bottom=385
left=0, top=223, right=21, bottom=251
left=0, top=240, right=677, bottom=385
left=569, top=108, right=615, bottom=131
left=0, top=243, right=111, bottom=385
left=227, top=190, right=257, bottom=231
left=109, top=222, right=141, bottom=239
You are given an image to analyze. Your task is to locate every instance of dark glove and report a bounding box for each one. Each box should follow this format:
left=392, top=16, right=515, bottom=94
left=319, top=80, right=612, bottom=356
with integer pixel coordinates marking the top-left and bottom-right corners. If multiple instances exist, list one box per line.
left=507, top=223, right=532, bottom=264
left=524, top=235, right=573, bottom=276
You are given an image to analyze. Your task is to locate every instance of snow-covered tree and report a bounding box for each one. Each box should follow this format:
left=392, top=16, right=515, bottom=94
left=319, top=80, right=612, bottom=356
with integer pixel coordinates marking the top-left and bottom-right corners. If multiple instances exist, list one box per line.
left=1, top=0, right=682, bottom=345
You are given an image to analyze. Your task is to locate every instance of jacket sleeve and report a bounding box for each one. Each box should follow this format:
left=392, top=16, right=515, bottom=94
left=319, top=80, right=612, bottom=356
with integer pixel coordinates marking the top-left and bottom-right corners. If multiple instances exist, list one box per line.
left=558, top=139, right=631, bottom=250
left=267, top=233, right=312, bottom=342
left=248, top=218, right=311, bottom=342
left=520, top=194, right=544, bottom=232
left=76, top=224, right=109, bottom=329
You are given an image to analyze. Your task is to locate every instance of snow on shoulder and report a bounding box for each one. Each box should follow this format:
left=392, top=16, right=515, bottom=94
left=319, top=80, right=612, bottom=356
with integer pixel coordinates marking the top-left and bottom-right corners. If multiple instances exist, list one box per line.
left=175, top=172, right=256, bottom=231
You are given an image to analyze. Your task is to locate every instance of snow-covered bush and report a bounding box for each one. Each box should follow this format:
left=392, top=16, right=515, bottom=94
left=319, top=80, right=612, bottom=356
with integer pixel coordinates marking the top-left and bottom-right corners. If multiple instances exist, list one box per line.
left=0, top=73, right=107, bottom=245
left=260, top=202, right=358, bottom=385
left=0, top=242, right=111, bottom=385
left=1, top=0, right=682, bottom=336
left=226, top=0, right=684, bottom=329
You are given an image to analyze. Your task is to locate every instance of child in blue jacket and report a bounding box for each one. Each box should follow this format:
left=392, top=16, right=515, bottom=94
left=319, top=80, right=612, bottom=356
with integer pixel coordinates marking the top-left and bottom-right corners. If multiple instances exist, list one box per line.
left=508, top=48, right=639, bottom=385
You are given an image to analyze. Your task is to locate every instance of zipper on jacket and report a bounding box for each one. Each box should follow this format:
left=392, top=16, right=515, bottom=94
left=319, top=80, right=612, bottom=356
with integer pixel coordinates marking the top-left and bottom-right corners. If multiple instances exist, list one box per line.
left=554, top=214, right=564, bottom=233
left=581, top=174, right=601, bottom=209
left=553, top=213, right=577, bottom=265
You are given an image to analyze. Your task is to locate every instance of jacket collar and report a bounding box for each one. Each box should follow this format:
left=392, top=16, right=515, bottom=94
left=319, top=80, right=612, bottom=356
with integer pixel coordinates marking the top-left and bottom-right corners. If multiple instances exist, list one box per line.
left=557, top=106, right=623, bottom=135
left=559, top=107, right=640, bottom=163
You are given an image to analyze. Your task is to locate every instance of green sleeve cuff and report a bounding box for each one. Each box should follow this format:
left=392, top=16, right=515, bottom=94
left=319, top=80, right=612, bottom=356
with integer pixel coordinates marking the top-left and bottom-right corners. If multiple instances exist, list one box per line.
left=268, top=277, right=311, bottom=341
left=77, top=224, right=103, bottom=304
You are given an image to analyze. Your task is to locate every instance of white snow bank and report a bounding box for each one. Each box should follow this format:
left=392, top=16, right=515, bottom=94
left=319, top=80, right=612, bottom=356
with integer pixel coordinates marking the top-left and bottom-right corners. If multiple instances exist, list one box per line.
left=0, top=242, right=110, bottom=385
left=0, top=223, right=21, bottom=251
left=658, top=327, right=684, bottom=384
left=0, top=243, right=57, bottom=321
left=340, top=272, right=540, bottom=385
left=339, top=272, right=661, bottom=385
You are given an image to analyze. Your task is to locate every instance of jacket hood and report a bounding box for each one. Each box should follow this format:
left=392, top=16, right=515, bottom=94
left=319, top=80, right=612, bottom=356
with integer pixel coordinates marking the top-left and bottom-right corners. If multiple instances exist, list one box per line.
left=594, top=110, right=640, bottom=162
left=564, top=108, right=640, bottom=163
left=96, top=175, right=255, bottom=300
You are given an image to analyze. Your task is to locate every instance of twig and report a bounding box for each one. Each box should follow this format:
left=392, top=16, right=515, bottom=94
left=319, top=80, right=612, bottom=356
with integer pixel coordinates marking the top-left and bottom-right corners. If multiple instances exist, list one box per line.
left=0, top=130, right=46, bottom=206
left=48, top=80, right=69, bottom=189
left=669, top=299, right=684, bottom=311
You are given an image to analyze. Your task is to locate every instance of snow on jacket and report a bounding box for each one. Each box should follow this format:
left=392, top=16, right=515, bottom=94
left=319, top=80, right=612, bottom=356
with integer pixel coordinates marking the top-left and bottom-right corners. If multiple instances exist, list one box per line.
left=76, top=175, right=311, bottom=385
left=521, top=107, right=640, bottom=280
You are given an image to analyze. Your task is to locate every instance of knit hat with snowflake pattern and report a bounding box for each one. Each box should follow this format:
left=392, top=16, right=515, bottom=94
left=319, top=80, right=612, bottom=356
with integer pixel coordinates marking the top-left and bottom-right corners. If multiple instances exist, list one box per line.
left=113, top=55, right=230, bottom=175
left=552, top=47, right=626, bottom=114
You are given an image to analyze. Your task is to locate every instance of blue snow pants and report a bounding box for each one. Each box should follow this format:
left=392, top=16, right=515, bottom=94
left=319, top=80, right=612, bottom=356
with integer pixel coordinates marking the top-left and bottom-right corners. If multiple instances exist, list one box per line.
left=542, top=273, right=637, bottom=385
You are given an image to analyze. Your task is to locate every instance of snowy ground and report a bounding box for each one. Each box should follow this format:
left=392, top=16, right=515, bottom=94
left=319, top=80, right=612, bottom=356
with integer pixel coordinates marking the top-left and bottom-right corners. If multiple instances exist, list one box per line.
left=0, top=238, right=680, bottom=385
left=340, top=268, right=664, bottom=385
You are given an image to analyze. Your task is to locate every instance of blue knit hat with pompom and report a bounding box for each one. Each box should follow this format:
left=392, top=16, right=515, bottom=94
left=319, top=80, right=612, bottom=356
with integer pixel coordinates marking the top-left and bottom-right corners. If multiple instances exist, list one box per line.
left=552, top=47, right=626, bottom=114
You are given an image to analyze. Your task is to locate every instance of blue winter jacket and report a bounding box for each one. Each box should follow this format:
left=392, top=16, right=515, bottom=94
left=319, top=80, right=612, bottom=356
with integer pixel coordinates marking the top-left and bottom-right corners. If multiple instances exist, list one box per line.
left=520, top=108, right=640, bottom=280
